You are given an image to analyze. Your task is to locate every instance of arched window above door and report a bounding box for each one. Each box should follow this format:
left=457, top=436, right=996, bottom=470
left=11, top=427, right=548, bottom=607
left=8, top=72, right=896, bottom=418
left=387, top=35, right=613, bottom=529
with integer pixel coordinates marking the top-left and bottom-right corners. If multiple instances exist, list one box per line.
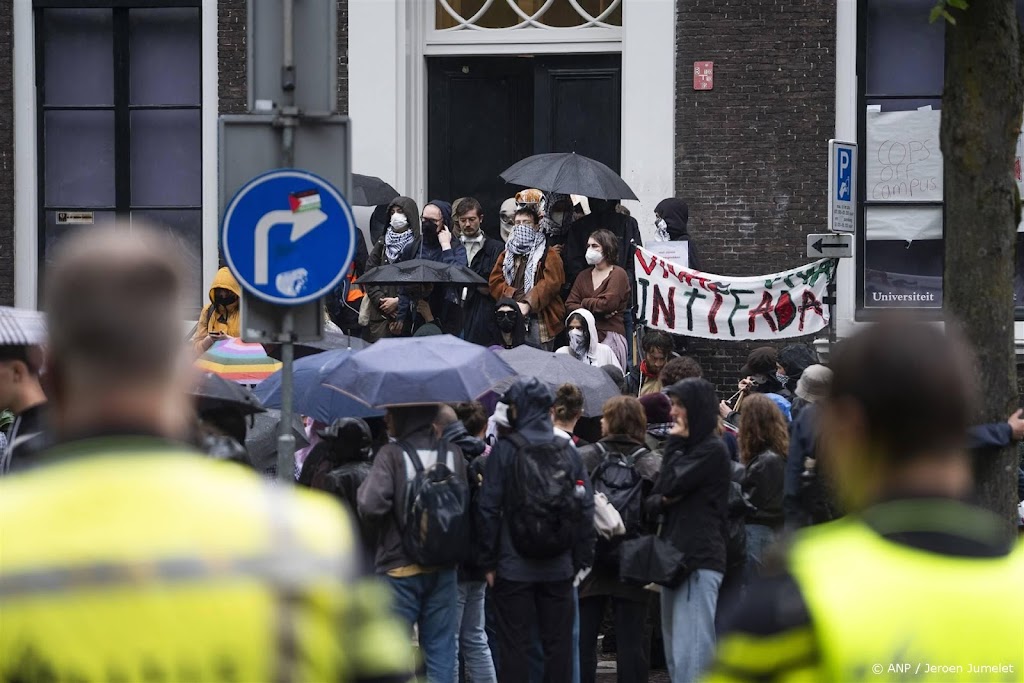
left=436, top=0, right=623, bottom=31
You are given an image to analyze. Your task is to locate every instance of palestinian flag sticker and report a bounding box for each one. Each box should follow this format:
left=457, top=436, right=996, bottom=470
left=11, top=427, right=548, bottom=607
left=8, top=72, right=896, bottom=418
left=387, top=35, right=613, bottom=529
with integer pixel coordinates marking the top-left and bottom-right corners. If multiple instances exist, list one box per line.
left=289, top=189, right=322, bottom=213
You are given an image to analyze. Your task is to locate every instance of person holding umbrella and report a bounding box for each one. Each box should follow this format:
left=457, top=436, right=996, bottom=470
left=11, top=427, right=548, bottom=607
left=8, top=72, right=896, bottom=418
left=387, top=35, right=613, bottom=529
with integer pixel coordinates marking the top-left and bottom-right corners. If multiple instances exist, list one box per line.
left=364, top=196, right=420, bottom=342
left=393, top=200, right=468, bottom=337
left=488, top=206, right=566, bottom=351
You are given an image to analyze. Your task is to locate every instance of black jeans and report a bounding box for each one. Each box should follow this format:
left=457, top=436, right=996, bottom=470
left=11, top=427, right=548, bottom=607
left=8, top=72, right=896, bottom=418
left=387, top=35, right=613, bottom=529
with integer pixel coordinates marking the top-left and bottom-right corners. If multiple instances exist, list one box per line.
left=492, top=578, right=574, bottom=683
left=578, top=594, right=651, bottom=683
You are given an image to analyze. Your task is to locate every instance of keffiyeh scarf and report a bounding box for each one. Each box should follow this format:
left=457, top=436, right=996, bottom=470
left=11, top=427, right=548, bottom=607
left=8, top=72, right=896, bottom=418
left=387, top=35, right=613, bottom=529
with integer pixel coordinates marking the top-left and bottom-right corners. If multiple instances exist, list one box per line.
left=502, top=225, right=546, bottom=294
left=383, top=227, right=415, bottom=263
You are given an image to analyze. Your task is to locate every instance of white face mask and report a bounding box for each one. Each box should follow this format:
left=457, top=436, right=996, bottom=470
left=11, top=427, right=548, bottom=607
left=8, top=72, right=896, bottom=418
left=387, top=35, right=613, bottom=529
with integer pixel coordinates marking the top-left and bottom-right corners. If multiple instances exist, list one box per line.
left=390, top=213, right=409, bottom=232
left=655, top=218, right=667, bottom=232
left=585, top=248, right=603, bottom=266
left=569, top=328, right=587, bottom=349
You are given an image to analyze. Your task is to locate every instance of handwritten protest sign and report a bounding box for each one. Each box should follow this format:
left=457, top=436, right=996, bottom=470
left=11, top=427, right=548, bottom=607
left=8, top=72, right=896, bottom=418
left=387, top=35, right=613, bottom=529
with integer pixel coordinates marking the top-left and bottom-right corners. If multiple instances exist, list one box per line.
left=866, top=109, right=943, bottom=203
left=634, top=245, right=836, bottom=340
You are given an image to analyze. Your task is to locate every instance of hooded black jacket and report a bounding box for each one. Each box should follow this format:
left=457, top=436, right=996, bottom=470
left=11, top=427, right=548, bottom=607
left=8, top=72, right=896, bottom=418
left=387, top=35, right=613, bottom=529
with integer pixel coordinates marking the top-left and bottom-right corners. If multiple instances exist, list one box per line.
left=655, top=198, right=701, bottom=271
left=654, top=378, right=731, bottom=573
left=483, top=297, right=528, bottom=349
left=299, top=440, right=375, bottom=558
left=477, top=378, right=596, bottom=582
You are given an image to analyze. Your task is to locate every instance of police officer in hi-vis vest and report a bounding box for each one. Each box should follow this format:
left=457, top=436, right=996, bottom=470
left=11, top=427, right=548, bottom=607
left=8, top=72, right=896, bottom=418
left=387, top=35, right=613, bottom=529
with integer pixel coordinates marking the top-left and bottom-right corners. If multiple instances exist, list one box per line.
left=0, top=225, right=414, bottom=683
left=706, top=319, right=1024, bottom=683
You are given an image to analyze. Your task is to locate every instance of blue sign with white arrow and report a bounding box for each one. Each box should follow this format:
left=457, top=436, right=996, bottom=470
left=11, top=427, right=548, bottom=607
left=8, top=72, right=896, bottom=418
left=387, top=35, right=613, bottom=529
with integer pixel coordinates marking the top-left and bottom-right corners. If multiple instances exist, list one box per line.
left=222, top=168, right=356, bottom=305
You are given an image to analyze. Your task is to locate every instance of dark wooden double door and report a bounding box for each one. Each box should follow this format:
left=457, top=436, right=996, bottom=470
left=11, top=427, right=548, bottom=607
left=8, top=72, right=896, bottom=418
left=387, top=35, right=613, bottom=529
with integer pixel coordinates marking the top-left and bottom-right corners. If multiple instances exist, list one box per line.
left=428, top=55, right=621, bottom=238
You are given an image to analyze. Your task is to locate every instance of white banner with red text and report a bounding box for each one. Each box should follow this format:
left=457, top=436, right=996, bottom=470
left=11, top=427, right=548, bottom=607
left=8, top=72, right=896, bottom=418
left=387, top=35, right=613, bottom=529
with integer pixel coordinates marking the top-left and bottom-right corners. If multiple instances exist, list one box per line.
left=633, top=245, right=836, bottom=340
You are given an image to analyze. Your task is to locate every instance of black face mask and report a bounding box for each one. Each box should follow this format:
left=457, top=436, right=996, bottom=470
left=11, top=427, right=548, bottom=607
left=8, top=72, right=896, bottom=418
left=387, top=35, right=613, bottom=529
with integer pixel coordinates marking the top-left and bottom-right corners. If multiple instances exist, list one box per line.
left=422, top=220, right=439, bottom=246
left=213, top=290, right=237, bottom=307
left=495, top=311, right=517, bottom=333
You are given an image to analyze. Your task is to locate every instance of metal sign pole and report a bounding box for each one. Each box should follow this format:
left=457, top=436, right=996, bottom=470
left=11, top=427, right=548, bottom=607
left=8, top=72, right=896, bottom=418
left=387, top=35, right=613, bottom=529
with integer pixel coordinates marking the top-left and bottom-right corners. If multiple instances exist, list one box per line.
left=277, top=0, right=297, bottom=483
left=277, top=308, right=296, bottom=482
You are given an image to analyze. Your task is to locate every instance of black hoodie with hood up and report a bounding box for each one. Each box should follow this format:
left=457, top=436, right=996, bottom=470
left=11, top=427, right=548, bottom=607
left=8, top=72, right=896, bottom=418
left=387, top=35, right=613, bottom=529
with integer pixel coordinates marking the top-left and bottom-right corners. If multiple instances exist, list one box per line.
left=477, top=378, right=596, bottom=582
left=652, top=378, right=731, bottom=574
left=485, top=297, right=528, bottom=349
left=655, top=197, right=701, bottom=271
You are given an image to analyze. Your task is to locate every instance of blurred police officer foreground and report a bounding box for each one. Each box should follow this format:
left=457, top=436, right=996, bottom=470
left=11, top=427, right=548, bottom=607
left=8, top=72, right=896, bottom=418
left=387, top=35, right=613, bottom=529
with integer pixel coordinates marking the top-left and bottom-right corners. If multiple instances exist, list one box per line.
left=705, top=319, right=1024, bottom=683
left=0, top=225, right=414, bottom=683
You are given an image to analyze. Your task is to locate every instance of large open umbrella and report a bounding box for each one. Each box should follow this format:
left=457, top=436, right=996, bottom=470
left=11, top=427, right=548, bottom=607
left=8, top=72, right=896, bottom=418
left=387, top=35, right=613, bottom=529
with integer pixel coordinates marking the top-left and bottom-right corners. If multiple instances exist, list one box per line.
left=322, top=335, right=517, bottom=407
left=355, top=259, right=487, bottom=286
left=246, top=408, right=309, bottom=475
left=195, top=338, right=282, bottom=384
left=352, top=173, right=400, bottom=207
left=0, top=306, right=46, bottom=346
left=255, top=349, right=384, bottom=423
left=493, top=345, right=621, bottom=416
left=500, top=152, right=638, bottom=201
left=189, top=370, right=266, bottom=416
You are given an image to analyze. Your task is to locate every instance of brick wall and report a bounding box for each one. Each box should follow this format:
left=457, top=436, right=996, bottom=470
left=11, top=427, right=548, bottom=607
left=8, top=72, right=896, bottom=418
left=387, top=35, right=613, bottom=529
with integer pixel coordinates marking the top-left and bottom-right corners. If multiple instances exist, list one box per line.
left=218, top=0, right=247, bottom=114
left=674, top=0, right=836, bottom=394
left=0, top=3, right=13, bottom=306
left=217, top=0, right=349, bottom=116
left=338, top=0, right=348, bottom=115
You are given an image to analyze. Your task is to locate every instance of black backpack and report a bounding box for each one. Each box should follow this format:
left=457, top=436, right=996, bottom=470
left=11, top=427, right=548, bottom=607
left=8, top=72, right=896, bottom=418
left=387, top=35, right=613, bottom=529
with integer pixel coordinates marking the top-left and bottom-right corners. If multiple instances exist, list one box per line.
left=591, top=443, right=649, bottom=570
left=398, top=440, right=470, bottom=567
left=504, top=432, right=583, bottom=560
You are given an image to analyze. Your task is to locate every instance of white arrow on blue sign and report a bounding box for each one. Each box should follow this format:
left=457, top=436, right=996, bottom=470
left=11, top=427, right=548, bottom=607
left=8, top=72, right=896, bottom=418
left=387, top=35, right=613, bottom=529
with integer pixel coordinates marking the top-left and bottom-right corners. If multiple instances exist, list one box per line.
left=222, top=169, right=356, bottom=305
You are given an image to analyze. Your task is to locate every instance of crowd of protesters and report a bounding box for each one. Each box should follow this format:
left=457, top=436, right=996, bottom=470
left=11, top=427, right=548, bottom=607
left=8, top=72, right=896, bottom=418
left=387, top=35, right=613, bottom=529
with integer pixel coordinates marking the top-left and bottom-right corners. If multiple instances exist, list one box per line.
left=3, top=200, right=1024, bottom=683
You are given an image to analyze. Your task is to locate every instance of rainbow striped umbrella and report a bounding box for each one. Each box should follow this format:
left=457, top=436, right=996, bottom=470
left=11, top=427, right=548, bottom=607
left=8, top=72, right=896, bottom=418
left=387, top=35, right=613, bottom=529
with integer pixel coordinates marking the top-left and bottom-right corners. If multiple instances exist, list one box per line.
left=195, top=338, right=282, bottom=385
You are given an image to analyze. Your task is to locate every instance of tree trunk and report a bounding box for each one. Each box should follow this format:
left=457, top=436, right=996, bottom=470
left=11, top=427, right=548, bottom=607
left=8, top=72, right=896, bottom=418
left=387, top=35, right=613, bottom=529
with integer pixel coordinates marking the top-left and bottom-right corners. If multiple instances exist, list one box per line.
left=941, top=1, right=1023, bottom=526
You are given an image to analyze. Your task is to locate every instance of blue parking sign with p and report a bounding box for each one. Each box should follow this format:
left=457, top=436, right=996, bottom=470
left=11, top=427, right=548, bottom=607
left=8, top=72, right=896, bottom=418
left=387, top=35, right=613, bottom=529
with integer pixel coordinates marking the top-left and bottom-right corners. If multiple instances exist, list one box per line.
left=836, top=147, right=852, bottom=201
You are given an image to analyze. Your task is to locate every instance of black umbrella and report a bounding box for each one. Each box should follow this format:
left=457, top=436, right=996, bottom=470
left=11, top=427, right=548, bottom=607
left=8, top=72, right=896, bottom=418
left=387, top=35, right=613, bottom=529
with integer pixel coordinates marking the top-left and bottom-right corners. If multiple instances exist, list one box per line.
left=0, top=306, right=46, bottom=346
left=189, top=371, right=266, bottom=416
left=499, top=152, right=638, bottom=201
left=245, top=408, right=309, bottom=475
left=492, top=346, right=621, bottom=417
left=355, top=259, right=487, bottom=286
left=264, top=329, right=369, bottom=361
left=351, top=173, right=400, bottom=207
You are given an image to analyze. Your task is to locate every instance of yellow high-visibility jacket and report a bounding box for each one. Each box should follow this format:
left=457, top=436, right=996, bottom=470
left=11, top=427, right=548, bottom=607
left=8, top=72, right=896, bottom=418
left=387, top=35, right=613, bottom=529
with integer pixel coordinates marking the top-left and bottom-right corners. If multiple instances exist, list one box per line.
left=706, top=499, right=1024, bottom=683
left=0, top=438, right=414, bottom=682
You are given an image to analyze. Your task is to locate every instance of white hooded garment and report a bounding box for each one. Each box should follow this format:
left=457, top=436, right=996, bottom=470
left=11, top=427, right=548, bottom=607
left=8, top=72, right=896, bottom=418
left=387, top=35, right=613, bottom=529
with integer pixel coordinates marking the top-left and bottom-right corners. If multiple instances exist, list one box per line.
left=556, top=308, right=623, bottom=372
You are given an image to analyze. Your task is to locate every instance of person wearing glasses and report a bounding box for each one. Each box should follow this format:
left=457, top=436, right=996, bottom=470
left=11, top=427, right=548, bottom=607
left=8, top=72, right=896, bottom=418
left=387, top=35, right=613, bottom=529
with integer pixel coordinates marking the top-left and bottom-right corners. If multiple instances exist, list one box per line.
left=457, top=197, right=506, bottom=346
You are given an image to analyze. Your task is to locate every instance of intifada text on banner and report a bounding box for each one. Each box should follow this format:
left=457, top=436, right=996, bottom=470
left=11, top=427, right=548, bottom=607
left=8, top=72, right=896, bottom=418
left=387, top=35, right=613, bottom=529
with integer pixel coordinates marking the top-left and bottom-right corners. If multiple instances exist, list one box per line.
left=633, top=245, right=836, bottom=341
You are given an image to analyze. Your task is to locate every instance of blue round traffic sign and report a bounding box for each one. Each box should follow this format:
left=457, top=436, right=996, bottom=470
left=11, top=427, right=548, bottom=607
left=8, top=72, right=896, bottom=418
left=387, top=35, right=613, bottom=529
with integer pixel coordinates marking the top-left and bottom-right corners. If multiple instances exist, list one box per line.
left=221, top=168, right=356, bottom=305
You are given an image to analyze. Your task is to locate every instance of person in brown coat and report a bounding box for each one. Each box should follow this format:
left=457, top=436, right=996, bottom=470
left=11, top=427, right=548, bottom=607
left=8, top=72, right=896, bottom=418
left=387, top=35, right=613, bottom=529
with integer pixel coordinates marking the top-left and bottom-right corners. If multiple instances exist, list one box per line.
left=565, top=228, right=631, bottom=369
left=488, top=206, right=566, bottom=350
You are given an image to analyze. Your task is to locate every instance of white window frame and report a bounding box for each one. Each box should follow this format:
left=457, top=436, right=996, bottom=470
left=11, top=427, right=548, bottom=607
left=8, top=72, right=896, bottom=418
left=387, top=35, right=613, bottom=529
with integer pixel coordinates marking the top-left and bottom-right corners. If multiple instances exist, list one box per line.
left=12, top=0, right=219, bottom=310
left=834, top=0, right=1024, bottom=348
left=349, top=0, right=673, bottom=244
